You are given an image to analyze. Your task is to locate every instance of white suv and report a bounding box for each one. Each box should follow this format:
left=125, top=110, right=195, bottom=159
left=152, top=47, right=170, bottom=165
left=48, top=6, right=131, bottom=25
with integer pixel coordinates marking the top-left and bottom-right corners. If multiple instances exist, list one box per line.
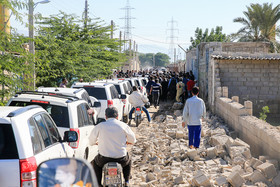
left=7, top=91, right=98, bottom=162
left=37, top=87, right=101, bottom=123
left=95, top=80, right=132, bottom=123
left=0, top=105, right=76, bottom=187
left=71, top=82, right=125, bottom=122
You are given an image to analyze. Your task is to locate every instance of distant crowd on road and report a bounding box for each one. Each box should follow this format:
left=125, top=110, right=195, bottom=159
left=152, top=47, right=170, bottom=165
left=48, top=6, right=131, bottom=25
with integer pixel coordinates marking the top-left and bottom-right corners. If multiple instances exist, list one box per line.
left=113, top=69, right=197, bottom=107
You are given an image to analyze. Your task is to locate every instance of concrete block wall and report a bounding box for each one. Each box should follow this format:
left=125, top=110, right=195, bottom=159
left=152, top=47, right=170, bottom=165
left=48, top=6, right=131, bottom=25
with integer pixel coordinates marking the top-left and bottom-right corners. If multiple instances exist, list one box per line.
left=217, top=59, right=280, bottom=125
left=214, top=89, right=280, bottom=162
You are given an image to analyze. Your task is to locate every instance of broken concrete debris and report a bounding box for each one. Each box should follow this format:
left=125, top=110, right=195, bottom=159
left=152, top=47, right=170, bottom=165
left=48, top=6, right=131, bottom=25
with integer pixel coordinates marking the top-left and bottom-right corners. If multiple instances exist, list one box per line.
left=129, top=102, right=280, bottom=187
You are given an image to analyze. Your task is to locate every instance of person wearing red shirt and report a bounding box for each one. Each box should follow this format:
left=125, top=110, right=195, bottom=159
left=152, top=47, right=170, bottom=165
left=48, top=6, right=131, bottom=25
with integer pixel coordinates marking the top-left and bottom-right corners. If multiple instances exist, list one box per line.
left=187, top=77, right=195, bottom=98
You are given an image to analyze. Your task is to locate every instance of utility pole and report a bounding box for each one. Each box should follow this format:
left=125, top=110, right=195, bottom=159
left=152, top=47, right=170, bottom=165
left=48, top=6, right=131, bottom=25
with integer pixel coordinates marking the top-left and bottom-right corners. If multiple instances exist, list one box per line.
left=111, top=20, right=114, bottom=39
left=129, top=39, right=132, bottom=70
left=133, top=41, right=136, bottom=71
left=174, top=48, right=176, bottom=64
left=119, top=31, right=122, bottom=53
left=84, top=0, right=88, bottom=27
left=178, top=44, right=187, bottom=73
left=153, top=54, right=155, bottom=67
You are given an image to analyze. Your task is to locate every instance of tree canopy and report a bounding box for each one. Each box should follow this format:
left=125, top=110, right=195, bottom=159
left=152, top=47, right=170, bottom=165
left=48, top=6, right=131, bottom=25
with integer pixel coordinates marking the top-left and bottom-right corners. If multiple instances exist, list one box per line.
left=233, top=3, right=280, bottom=52
left=35, top=12, right=126, bottom=87
left=188, top=26, right=230, bottom=50
left=139, top=52, right=170, bottom=68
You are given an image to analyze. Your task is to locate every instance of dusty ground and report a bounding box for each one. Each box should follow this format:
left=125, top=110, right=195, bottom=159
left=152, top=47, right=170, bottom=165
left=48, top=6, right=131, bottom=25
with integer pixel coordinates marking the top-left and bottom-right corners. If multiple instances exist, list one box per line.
left=126, top=101, right=280, bottom=187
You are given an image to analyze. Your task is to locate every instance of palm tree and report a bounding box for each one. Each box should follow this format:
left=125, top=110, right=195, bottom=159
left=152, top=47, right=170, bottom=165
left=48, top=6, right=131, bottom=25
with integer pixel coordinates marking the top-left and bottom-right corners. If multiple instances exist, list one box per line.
left=233, top=3, right=280, bottom=52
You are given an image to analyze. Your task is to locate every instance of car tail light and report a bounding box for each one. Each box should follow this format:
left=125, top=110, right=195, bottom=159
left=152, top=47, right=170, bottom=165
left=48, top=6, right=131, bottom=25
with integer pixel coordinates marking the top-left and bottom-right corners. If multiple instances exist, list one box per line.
left=107, top=100, right=113, bottom=107
left=69, top=128, right=80, bottom=149
left=20, top=157, right=37, bottom=187
left=30, top=100, right=50, bottom=104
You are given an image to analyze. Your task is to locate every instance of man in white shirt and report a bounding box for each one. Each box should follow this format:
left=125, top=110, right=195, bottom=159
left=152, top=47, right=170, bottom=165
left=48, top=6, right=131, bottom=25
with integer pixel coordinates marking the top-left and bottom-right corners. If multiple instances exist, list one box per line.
left=128, top=86, right=151, bottom=125
left=182, top=86, right=206, bottom=149
left=89, top=107, right=136, bottom=186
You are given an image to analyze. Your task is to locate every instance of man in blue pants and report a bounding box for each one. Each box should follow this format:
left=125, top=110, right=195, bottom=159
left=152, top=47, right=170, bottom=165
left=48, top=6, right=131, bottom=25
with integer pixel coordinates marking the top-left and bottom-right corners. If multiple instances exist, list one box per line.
left=182, top=87, right=206, bottom=149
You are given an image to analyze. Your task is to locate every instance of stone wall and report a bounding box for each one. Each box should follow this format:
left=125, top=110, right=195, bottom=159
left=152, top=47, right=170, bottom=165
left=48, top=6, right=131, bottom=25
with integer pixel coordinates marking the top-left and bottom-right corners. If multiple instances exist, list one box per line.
left=213, top=88, right=280, bottom=162
left=206, top=56, right=280, bottom=162
left=185, top=42, right=270, bottom=104
left=217, top=59, right=280, bottom=125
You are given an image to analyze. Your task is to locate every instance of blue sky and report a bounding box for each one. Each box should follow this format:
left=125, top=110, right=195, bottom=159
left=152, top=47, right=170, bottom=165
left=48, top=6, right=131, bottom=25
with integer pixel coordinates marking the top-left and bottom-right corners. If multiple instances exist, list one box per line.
left=12, top=0, right=277, bottom=59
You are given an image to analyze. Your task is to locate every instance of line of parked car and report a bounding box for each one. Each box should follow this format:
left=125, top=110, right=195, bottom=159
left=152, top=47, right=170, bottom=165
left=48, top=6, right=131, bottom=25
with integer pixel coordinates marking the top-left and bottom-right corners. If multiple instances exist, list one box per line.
left=0, top=76, right=148, bottom=187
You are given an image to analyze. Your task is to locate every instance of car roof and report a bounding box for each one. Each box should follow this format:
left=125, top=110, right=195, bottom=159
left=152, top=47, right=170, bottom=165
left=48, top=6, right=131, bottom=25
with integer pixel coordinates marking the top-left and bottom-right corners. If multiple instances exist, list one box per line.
left=10, top=92, right=81, bottom=105
left=0, top=106, right=21, bottom=118
left=72, top=82, right=114, bottom=88
left=37, top=87, right=85, bottom=95
left=0, top=106, right=44, bottom=124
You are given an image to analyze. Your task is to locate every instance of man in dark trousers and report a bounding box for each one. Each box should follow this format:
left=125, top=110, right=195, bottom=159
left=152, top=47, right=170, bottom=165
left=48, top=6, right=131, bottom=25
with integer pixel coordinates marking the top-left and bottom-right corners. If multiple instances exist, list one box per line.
left=150, top=79, right=161, bottom=108
left=89, top=107, right=136, bottom=187
left=182, top=87, right=206, bottom=149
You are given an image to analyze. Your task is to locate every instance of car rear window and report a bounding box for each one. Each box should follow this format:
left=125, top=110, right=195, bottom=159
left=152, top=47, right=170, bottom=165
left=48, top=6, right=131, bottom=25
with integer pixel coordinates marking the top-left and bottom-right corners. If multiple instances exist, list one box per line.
left=0, top=124, right=19, bottom=159
left=123, top=84, right=129, bottom=94
left=134, top=80, right=139, bottom=87
left=136, top=80, right=141, bottom=86
left=83, top=87, right=107, bottom=100
left=115, top=85, right=121, bottom=94
left=9, top=101, right=70, bottom=128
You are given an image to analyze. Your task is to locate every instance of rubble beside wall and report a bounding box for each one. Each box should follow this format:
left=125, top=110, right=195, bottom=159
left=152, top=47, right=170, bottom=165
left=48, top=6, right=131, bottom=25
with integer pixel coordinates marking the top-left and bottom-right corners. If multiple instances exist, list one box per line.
left=214, top=86, right=280, bottom=162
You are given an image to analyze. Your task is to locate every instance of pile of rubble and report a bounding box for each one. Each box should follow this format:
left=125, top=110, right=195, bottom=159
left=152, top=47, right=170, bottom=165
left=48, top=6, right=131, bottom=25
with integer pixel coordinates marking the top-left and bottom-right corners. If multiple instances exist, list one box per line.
left=129, top=102, right=280, bottom=187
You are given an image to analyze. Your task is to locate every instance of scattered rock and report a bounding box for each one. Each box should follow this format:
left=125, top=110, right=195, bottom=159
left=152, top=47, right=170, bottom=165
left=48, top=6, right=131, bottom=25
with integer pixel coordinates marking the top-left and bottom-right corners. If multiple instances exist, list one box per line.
left=129, top=102, right=280, bottom=187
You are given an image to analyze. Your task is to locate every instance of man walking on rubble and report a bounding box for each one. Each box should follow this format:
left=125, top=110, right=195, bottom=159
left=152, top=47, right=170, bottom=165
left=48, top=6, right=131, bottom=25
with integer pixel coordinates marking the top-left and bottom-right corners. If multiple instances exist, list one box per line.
left=182, top=86, right=206, bottom=149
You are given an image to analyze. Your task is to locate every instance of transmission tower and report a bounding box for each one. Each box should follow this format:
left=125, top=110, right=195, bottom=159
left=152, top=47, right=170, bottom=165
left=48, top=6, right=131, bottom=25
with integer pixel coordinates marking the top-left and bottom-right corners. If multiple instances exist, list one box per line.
left=120, top=0, right=135, bottom=43
left=167, top=17, right=178, bottom=63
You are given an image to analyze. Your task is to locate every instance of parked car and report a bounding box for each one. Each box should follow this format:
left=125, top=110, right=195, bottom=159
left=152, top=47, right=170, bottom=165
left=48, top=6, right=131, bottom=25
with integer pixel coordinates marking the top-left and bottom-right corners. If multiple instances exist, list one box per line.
left=37, top=87, right=101, bottom=122
left=95, top=80, right=132, bottom=123
left=71, top=82, right=126, bottom=122
left=0, top=105, right=77, bottom=187
left=7, top=91, right=98, bottom=162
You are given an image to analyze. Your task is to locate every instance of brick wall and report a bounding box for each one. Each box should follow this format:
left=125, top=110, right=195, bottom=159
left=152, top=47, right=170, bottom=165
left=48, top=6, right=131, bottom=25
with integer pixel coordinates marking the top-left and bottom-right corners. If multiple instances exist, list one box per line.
left=217, top=59, right=280, bottom=125
left=213, top=89, right=280, bottom=162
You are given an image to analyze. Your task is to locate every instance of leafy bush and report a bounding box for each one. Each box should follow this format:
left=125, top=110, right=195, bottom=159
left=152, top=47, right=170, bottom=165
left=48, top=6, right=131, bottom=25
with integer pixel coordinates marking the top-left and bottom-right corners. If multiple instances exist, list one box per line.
left=259, top=106, right=270, bottom=121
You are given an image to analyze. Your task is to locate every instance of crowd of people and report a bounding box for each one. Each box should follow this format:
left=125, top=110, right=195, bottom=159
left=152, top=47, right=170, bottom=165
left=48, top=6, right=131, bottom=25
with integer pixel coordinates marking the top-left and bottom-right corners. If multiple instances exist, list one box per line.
left=114, top=69, right=197, bottom=108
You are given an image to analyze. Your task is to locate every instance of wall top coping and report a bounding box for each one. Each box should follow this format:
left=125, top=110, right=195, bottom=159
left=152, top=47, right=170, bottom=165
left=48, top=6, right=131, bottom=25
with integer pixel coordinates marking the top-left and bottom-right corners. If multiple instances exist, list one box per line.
left=211, top=52, right=280, bottom=60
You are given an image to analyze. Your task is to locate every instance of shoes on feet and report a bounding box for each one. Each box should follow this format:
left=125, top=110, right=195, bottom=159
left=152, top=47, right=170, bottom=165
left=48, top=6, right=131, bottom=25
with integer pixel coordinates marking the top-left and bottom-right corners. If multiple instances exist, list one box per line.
left=128, top=120, right=131, bottom=126
left=189, top=145, right=194, bottom=149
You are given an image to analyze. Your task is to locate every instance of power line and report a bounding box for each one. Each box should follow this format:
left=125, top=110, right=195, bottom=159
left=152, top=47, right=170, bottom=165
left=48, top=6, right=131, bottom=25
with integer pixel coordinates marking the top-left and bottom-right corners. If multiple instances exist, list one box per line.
left=132, top=34, right=190, bottom=45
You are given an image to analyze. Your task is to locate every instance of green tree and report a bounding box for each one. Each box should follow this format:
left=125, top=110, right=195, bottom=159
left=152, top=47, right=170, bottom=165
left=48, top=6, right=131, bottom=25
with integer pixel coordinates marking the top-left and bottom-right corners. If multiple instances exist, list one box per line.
left=154, top=52, right=170, bottom=67
left=35, top=12, right=126, bottom=87
left=0, top=31, right=33, bottom=103
left=188, top=26, right=230, bottom=50
left=233, top=3, right=280, bottom=52
left=139, top=52, right=170, bottom=67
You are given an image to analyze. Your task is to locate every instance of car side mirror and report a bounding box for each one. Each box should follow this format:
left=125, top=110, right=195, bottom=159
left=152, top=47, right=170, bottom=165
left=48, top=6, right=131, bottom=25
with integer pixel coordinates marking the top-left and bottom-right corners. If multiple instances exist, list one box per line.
left=37, top=158, right=99, bottom=187
left=120, top=94, right=127, bottom=99
left=93, top=101, right=101, bottom=108
left=63, top=131, right=78, bottom=142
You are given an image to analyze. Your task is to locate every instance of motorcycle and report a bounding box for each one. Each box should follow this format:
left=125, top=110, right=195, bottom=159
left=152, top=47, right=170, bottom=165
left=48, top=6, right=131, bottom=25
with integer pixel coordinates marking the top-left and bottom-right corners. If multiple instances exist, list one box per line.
left=134, top=106, right=143, bottom=127
left=36, top=158, right=99, bottom=187
left=101, top=162, right=125, bottom=187
left=37, top=158, right=125, bottom=187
